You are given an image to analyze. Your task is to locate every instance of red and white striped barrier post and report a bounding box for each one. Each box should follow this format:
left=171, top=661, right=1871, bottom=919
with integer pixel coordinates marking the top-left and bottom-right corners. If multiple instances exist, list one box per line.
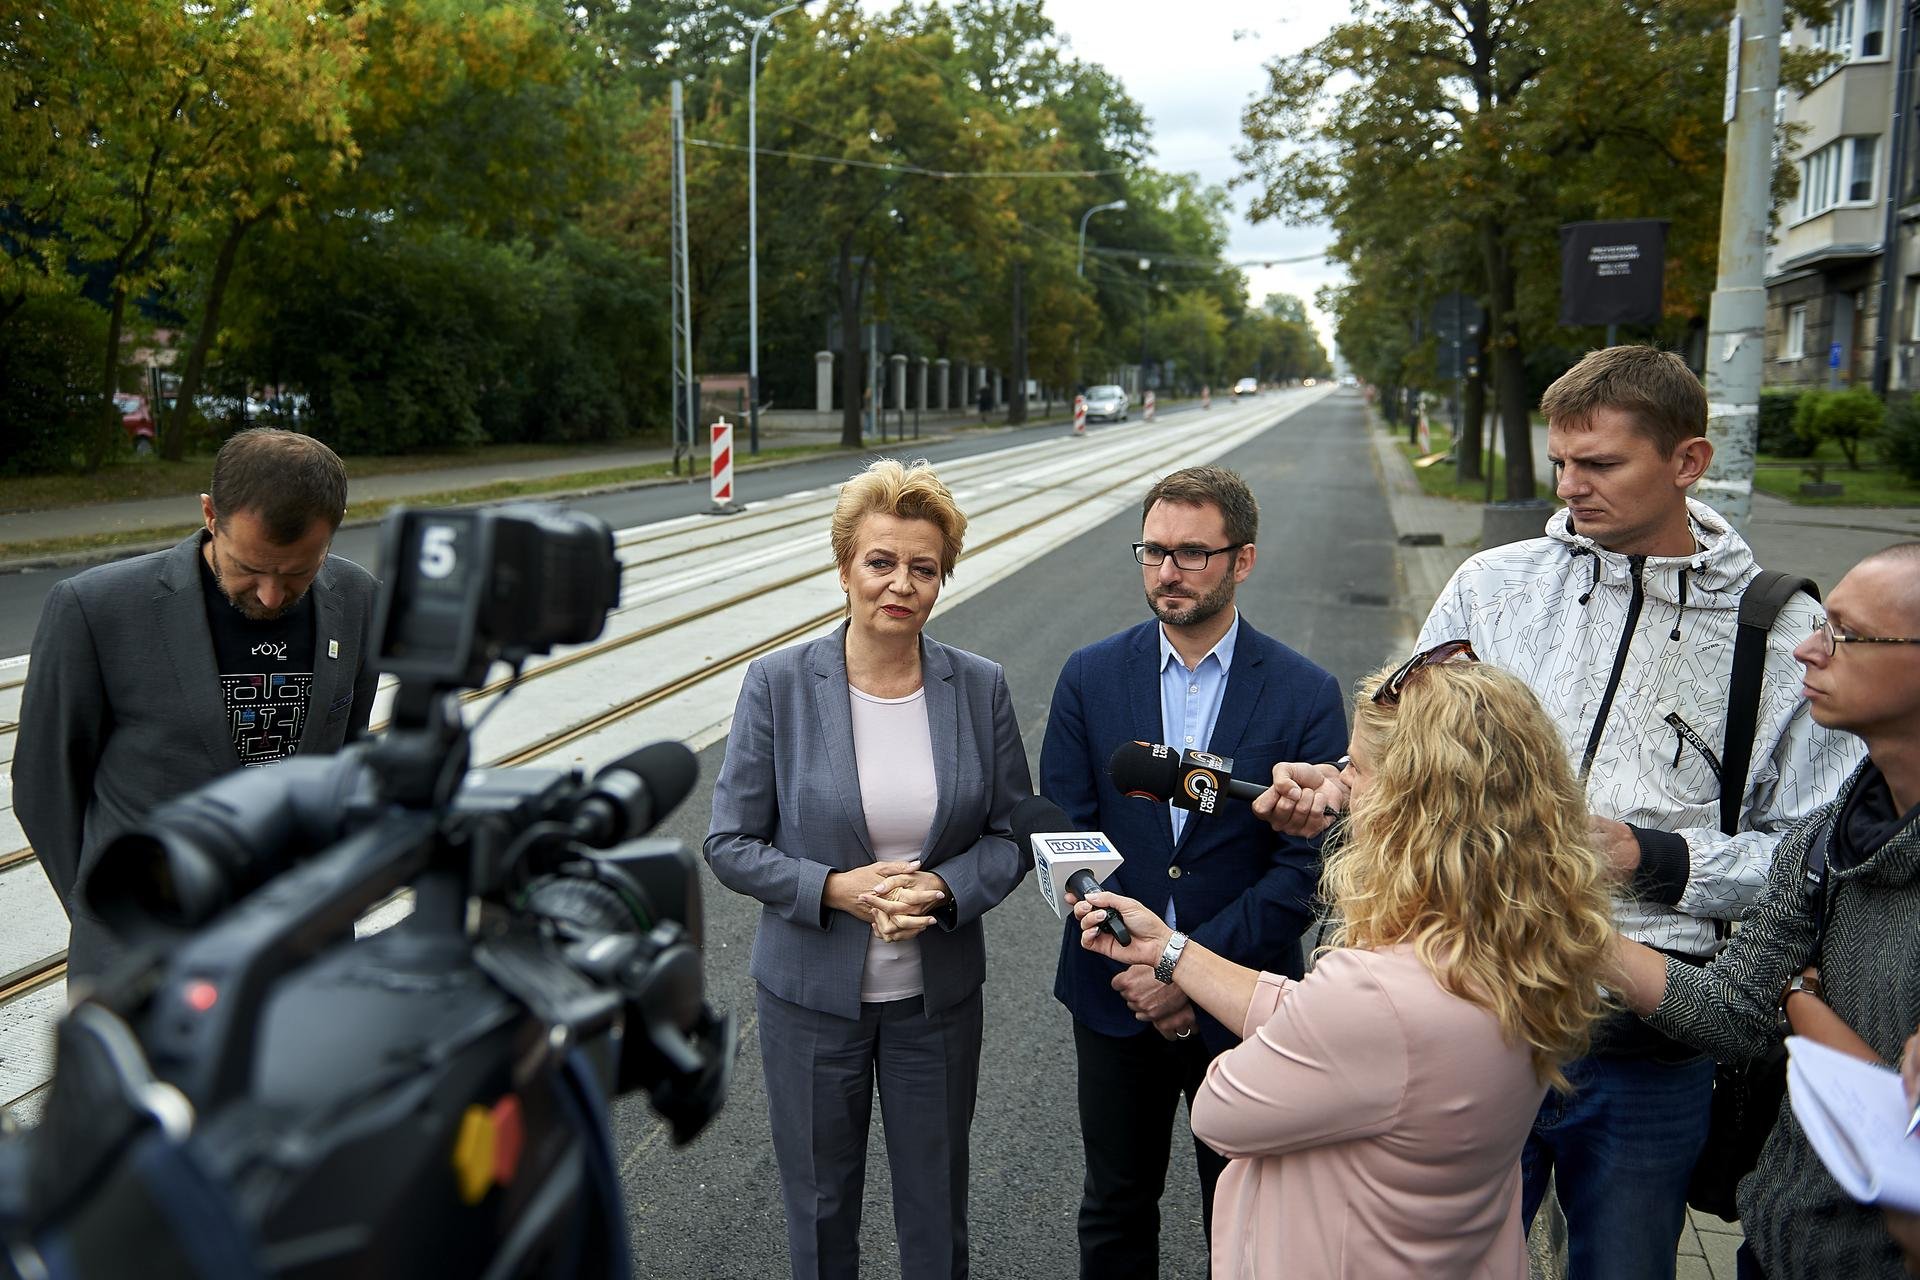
left=1143, top=390, right=1156, bottom=422
left=708, top=416, right=743, bottom=514
left=1073, top=394, right=1087, bottom=436
left=1201, top=384, right=1211, bottom=410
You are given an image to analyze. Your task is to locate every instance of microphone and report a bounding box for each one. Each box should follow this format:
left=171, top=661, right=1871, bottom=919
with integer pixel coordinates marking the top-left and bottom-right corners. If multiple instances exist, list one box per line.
left=1107, top=740, right=1267, bottom=816
left=570, top=740, right=700, bottom=847
left=1011, top=795, right=1131, bottom=946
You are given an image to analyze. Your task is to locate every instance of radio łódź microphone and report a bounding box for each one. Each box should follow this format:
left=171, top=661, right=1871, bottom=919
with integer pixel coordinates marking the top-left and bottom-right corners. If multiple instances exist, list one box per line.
left=1107, top=740, right=1268, bottom=816
left=1010, top=794, right=1131, bottom=945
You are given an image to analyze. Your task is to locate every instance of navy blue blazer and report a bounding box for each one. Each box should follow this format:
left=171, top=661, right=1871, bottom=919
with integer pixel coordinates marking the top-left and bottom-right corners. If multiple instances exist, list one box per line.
left=1040, top=616, right=1346, bottom=1051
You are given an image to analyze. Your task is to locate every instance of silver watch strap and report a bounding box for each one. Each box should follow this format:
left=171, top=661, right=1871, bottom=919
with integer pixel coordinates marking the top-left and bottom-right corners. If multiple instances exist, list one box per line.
left=1154, top=931, right=1188, bottom=984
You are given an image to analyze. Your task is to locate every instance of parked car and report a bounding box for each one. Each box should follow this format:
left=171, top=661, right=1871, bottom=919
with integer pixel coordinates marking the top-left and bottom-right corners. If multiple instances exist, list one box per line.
left=1232, top=377, right=1259, bottom=397
left=1083, top=384, right=1130, bottom=422
left=113, top=393, right=156, bottom=454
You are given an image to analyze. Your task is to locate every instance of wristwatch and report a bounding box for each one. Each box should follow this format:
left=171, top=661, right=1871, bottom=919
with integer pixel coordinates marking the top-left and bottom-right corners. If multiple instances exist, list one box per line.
left=1774, top=974, right=1820, bottom=1036
left=1154, top=931, right=1189, bottom=985
left=1781, top=971, right=1823, bottom=1009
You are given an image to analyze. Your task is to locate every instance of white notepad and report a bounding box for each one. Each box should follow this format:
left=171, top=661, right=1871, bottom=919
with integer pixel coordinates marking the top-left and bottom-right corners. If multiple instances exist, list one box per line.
left=1786, top=1035, right=1920, bottom=1212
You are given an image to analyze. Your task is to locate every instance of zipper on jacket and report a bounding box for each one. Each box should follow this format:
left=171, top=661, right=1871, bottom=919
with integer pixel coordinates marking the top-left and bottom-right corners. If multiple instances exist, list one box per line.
left=1579, top=555, right=1645, bottom=779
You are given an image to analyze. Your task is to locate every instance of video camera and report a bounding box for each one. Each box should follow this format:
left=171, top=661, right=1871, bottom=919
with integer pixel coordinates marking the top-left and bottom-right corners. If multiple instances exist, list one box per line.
left=0, top=504, right=735, bottom=1280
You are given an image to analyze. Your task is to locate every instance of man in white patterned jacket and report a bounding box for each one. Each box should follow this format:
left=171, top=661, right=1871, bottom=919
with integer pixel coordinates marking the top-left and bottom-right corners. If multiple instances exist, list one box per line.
left=1259, top=346, right=1861, bottom=1280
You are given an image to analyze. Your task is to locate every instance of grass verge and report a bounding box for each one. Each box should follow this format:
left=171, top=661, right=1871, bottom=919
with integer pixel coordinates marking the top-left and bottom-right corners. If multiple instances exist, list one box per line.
left=0, top=442, right=847, bottom=563
left=1753, top=463, right=1920, bottom=507
left=1394, top=428, right=1514, bottom=502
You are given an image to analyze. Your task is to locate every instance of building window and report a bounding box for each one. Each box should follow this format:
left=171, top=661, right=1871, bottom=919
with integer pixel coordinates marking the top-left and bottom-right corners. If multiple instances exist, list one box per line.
left=1812, top=0, right=1856, bottom=57
left=1787, top=305, right=1808, bottom=360
left=1810, top=0, right=1889, bottom=62
left=1799, top=135, right=1880, bottom=219
left=1862, top=0, right=1887, bottom=56
left=1851, top=135, right=1879, bottom=201
left=1907, top=278, right=1920, bottom=342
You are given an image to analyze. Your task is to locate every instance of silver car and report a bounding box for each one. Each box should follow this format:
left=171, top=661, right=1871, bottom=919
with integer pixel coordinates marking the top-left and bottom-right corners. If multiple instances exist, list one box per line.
left=1083, top=384, right=1130, bottom=422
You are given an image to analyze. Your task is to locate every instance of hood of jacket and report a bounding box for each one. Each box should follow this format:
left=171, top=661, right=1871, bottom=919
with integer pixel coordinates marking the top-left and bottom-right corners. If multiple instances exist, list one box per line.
left=1544, top=496, right=1757, bottom=622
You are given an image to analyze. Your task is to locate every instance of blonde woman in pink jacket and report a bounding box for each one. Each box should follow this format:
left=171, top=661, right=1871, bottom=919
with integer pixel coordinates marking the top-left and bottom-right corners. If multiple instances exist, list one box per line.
left=1073, top=647, right=1617, bottom=1279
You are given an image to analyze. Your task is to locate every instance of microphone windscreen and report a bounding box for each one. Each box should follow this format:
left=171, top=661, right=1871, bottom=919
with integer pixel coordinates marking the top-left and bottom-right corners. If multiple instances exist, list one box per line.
left=1011, top=795, right=1071, bottom=851
left=1106, top=740, right=1181, bottom=801
left=599, top=740, right=699, bottom=820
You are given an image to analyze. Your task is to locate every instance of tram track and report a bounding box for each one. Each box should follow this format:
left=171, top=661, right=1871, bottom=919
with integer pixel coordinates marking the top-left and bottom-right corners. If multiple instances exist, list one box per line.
left=0, top=399, right=1298, bottom=1045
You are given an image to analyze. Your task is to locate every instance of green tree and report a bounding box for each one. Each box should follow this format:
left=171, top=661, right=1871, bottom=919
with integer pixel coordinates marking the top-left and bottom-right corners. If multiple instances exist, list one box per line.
left=1240, top=1, right=1792, bottom=500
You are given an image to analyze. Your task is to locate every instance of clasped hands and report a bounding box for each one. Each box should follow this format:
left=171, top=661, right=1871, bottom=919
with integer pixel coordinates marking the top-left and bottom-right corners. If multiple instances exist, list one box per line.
left=1065, top=887, right=1196, bottom=1043
left=826, top=860, right=949, bottom=942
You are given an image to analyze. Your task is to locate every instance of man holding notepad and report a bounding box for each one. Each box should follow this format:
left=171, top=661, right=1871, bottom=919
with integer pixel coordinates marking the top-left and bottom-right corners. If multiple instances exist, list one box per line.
left=1611, top=543, right=1920, bottom=1278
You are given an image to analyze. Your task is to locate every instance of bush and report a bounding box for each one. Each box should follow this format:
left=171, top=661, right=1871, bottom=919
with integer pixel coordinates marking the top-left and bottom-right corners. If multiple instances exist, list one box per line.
left=219, top=224, right=668, bottom=455
left=1882, top=394, right=1920, bottom=481
left=0, top=295, right=112, bottom=476
left=1793, top=386, right=1886, bottom=468
left=1758, top=388, right=1813, bottom=456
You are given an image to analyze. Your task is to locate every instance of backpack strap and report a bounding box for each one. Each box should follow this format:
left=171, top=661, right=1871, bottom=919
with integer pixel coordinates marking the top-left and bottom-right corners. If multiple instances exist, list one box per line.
left=1721, top=570, right=1821, bottom=837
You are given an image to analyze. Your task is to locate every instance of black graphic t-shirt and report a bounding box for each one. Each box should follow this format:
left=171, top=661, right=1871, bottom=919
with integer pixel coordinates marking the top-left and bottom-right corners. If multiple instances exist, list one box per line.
left=199, top=551, right=317, bottom=766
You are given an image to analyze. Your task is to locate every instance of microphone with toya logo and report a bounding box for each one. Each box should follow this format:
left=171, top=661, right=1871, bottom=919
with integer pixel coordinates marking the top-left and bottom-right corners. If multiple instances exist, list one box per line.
left=1010, top=794, right=1131, bottom=946
left=1106, top=740, right=1268, bottom=815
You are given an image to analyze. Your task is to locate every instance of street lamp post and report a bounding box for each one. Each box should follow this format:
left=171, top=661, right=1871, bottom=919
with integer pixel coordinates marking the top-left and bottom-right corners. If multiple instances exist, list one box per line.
left=1077, top=199, right=1127, bottom=278
left=749, top=1, right=820, bottom=457
left=1073, top=199, right=1126, bottom=393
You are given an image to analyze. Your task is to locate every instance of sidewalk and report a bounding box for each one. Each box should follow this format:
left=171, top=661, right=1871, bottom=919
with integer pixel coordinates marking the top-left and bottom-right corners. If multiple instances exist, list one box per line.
left=1373, top=421, right=1818, bottom=1280
left=1379, top=420, right=1918, bottom=603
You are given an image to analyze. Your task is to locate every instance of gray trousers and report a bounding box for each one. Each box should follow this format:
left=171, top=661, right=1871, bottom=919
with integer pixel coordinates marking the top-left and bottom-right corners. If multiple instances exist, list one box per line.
left=756, top=984, right=984, bottom=1280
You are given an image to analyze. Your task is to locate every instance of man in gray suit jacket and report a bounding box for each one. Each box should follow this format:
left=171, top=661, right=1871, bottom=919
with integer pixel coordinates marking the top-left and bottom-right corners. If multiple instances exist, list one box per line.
left=14, top=428, right=380, bottom=978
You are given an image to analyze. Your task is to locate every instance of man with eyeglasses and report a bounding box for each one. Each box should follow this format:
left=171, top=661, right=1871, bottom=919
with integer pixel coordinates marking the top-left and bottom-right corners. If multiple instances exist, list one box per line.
left=1039, top=464, right=1347, bottom=1278
left=1262, top=346, right=1861, bottom=1279
left=1604, top=543, right=1920, bottom=1277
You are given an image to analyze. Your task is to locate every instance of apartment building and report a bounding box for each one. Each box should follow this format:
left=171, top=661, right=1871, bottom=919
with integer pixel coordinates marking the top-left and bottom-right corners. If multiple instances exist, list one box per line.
left=1766, top=0, right=1913, bottom=391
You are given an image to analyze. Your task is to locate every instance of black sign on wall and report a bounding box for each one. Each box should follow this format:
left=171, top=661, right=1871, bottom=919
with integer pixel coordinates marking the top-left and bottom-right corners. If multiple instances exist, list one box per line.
left=1559, top=219, right=1669, bottom=327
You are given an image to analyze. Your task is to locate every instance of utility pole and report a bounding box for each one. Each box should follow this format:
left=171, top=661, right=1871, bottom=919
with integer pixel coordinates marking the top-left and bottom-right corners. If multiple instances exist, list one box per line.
left=670, top=81, right=694, bottom=477
left=1699, top=0, right=1783, bottom=531
left=1875, top=0, right=1918, bottom=394
left=1010, top=259, right=1029, bottom=426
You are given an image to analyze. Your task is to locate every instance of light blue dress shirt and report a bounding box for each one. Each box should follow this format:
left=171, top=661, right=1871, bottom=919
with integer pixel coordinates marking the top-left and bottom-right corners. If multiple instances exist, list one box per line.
left=1157, top=612, right=1240, bottom=924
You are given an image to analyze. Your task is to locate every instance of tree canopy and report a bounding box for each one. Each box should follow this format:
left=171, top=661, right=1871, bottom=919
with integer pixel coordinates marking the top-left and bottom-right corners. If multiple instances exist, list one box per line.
left=2, top=0, right=1323, bottom=473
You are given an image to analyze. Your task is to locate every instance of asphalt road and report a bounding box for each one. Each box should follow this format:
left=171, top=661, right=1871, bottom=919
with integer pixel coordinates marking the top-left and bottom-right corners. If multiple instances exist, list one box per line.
left=0, top=409, right=1202, bottom=657
left=610, top=390, right=1405, bottom=1278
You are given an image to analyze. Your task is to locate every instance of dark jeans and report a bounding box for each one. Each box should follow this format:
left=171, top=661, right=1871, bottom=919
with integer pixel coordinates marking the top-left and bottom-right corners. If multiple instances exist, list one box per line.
left=1521, top=1051, right=1717, bottom=1280
left=1073, top=1019, right=1229, bottom=1280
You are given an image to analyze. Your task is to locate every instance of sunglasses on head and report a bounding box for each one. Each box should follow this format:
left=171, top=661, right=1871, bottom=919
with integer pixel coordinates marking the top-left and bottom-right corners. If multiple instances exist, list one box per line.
left=1373, top=638, right=1478, bottom=706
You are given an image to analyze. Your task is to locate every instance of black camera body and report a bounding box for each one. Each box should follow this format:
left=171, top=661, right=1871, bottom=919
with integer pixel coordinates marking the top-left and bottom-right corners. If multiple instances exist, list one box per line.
left=0, top=505, right=733, bottom=1280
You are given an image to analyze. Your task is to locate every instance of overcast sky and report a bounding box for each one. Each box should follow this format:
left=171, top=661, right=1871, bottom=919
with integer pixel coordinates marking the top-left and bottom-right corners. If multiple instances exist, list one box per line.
left=1033, top=1, right=1349, bottom=352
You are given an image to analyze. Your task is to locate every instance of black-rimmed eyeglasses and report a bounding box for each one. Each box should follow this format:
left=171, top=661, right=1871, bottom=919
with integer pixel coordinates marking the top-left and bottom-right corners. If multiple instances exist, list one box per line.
left=1811, top=615, right=1920, bottom=658
left=1133, top=542, right=1242, bottom=571
left=1374, top=638, right=1478, bottom=705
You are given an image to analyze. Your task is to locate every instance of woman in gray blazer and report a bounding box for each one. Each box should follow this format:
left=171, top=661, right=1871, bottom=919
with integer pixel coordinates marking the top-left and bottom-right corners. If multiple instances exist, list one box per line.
left=705, top=458, right=1032, bottom=1280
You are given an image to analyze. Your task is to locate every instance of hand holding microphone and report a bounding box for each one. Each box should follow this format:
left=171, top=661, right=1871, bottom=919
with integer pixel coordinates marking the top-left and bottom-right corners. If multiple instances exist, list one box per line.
left=1108, top=740, right=1349, bottom=837
left=1012, top=795, right=1131, bottom=946
left=1069, top=889, right=1168, bottom=969
left=1251, top=761, right=1351, bottom=838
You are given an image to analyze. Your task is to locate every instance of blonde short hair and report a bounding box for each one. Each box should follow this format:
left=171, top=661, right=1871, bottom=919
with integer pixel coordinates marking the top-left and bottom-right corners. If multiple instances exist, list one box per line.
left=1324, top=660, right=1616, bottom=1091
left=829, top=458, right=968, bottom=579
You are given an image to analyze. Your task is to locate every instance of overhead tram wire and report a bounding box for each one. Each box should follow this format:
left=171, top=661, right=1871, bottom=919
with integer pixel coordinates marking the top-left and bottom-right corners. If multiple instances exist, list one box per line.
left=685, top=137, right=1123, bottom=180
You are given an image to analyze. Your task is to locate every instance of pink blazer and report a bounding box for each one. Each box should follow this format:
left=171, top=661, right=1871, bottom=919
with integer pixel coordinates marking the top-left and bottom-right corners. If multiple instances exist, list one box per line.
left=1190, top=945, right=1547, bottom=1280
